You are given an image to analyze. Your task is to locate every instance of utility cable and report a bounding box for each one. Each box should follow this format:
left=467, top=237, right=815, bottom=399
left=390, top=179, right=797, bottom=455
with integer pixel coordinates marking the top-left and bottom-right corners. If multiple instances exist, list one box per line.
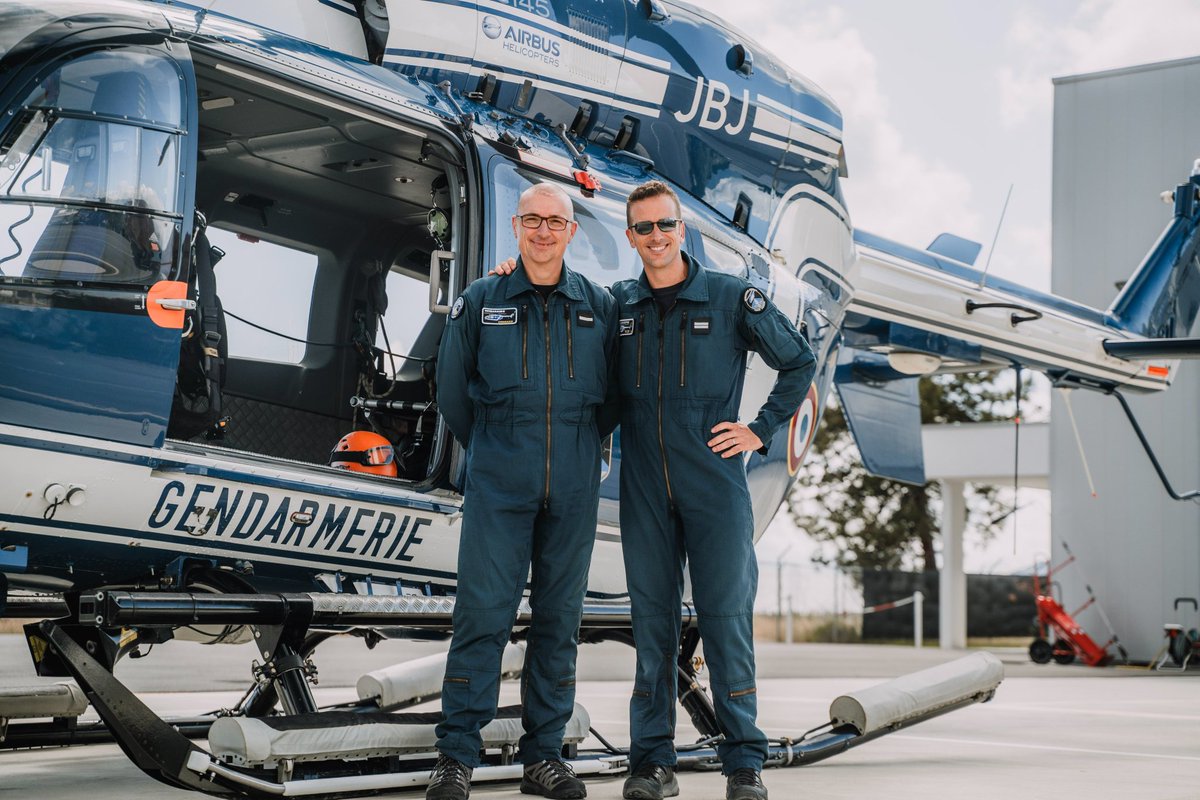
left=1011, top=364, right=1022, bottom=555
left=223, top=308, right=432, bottom=362
left=1058, top=388, right=1098, bottom=498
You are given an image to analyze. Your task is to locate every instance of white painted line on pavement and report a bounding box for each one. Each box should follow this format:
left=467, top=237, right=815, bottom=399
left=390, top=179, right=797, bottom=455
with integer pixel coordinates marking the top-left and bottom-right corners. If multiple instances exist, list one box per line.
left=900, top=735, right=1200, bottom=762
left=987, top=703, right=1200, bottom=722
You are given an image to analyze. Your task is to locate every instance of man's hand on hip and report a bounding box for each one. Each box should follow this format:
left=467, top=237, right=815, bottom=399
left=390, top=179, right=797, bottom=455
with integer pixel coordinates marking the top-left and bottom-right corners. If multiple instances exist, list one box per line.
left=708, top=421, right=762, bottom=458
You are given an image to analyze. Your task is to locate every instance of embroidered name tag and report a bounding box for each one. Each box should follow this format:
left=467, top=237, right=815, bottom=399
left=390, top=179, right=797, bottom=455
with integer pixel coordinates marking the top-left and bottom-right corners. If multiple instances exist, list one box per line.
left=481, top=307, right=518, bottom=325
left=691, top=317, right=711, bottom=335
left=576, top=310, right=595, bottom=328
left=619, top=318, right=635, bottom=336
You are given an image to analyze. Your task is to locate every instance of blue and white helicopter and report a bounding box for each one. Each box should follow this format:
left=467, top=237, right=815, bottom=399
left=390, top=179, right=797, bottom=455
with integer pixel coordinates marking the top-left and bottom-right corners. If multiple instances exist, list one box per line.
left=0, top=0, right=1197, bottom=795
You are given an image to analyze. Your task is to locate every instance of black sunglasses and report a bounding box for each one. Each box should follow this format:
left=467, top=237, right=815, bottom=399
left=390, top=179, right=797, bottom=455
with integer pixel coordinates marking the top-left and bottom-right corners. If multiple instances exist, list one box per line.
left=628, top=217, right=681, bottom=235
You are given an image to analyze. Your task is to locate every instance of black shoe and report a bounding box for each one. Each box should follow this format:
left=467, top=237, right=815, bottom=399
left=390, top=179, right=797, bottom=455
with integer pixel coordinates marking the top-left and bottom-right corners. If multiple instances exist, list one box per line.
left=726, top=768, right=768, bottom=800
left=427, top=754, right=473, bottom=800
left=521, top=759, right=587, bottom=799
left=622, top=763, right=679, bottom=799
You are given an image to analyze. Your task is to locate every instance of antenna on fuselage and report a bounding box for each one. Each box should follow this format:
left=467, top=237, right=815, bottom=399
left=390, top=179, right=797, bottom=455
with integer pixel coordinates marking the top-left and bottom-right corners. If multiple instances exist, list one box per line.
left=192, top=0, right=219, bottom=33
left=976, top=183, right=1014, bottom=290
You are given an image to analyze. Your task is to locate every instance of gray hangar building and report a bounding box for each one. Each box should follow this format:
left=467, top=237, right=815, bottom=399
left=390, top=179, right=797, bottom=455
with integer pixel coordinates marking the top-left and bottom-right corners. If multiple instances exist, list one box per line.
left=1050, top=55, right=1200, bottom=664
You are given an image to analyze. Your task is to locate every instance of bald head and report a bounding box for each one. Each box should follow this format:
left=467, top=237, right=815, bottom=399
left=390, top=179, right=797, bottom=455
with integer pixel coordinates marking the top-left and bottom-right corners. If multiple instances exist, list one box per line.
left=517, top=183, right=574, bottom=219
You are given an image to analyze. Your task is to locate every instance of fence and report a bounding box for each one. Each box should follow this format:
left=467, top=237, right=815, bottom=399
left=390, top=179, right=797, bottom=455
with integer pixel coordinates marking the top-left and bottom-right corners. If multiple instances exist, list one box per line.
left=755, top=562, right=1036, bottom=644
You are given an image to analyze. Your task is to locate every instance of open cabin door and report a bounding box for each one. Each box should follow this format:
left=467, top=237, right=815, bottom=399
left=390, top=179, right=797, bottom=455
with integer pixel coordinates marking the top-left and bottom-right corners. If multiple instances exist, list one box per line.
left=0, top=33, right=198, bottom=447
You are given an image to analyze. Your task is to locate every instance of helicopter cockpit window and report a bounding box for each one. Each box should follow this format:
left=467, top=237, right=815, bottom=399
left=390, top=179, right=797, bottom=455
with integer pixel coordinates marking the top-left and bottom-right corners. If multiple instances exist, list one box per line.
left=0, top=48, right=184, bottom=284
left=489, top=160, right=640, bottom=285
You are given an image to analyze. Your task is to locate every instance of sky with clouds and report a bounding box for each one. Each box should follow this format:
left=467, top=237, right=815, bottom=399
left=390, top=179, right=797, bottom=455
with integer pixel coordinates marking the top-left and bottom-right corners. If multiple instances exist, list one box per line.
left=689, top=0, right=1200, bottom=293
left=688, top=0, right=1200, bottom=585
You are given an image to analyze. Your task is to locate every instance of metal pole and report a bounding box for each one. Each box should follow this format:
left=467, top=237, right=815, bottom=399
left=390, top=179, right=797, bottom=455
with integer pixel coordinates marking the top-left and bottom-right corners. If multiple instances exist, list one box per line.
left=786, top=595, right=794, bottom=644
left=776, top=544, right=793, bottom=642
left=939, top=479, right=967, bottom=649
left=914, top=591, right=924, bottom=649
left=832, top=568, right=840, bottom=643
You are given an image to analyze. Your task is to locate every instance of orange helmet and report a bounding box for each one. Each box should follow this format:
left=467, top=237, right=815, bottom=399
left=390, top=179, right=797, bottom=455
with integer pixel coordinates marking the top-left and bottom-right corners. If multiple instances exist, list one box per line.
left=328, top=431, right=398, bottom=477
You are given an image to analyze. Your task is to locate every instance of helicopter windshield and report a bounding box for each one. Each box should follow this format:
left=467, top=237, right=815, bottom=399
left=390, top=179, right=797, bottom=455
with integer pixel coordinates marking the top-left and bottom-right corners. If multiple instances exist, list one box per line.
left=0, top=47, right=184, bottom=284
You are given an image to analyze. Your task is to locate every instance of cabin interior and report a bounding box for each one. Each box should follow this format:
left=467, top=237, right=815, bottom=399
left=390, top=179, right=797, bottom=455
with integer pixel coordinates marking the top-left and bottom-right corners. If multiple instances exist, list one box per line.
left=170, top=57, right=467, bottom=484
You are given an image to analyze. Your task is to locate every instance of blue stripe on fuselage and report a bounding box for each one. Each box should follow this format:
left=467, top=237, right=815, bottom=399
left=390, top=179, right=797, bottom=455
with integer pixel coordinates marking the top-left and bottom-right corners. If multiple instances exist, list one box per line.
left=316, top=0, right=359, bottom=17
left=1, top=511, right=451, bottom=580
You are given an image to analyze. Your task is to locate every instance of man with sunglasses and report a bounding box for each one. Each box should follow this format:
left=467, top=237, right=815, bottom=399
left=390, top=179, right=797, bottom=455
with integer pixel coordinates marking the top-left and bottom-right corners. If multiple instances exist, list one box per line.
left=488, top=180, right=814, bottom=798
left=430, top=182, right=618, bottom=800
left=615, top=180, right=815, bottom=800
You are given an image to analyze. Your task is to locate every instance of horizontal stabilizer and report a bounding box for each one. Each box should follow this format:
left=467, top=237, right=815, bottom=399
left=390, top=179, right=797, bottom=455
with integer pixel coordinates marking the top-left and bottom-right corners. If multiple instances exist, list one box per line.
left=1102, top=336, right=1200, bottom=360
left=829, top=652, right=1004, bottom=735
left=926, top=233, right=982, bottom=266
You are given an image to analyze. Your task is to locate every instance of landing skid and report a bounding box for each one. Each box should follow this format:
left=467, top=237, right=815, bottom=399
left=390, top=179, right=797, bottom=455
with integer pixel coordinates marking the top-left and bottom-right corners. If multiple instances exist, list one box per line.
left=18, top=592, right=1002, bottom=798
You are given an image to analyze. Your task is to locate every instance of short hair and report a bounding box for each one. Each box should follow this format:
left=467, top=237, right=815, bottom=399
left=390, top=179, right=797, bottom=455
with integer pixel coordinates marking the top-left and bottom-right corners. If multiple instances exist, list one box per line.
left=517, top=182, right=574, bottom=220
left=626, top=180, right=682, bottom=225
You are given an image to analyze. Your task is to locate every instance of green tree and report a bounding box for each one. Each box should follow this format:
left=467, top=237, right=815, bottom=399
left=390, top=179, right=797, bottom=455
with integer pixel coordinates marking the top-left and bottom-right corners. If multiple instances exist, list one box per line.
left=788, top=371, right=1026, bottom=573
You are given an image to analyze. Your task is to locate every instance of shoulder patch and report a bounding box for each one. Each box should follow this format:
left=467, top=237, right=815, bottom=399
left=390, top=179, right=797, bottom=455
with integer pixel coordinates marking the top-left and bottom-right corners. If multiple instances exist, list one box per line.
left=449, top=296, right=465, bottom=319
left=743, top=287, right=767, bottom=314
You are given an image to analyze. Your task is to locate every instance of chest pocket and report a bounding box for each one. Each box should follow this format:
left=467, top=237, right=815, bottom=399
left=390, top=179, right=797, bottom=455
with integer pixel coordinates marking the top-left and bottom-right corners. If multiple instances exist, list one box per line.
left=684, top=310, right=739, bottom=401
left=560, top=304, right=606, bottom=398
left=476, top=304, right=529, bottom=395
left=617, top=310, right=648, bottom=398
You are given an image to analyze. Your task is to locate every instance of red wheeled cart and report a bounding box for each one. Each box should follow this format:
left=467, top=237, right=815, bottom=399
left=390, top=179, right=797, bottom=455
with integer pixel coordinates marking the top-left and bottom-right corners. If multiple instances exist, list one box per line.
left=1029, top=543, right=1128, bottom=667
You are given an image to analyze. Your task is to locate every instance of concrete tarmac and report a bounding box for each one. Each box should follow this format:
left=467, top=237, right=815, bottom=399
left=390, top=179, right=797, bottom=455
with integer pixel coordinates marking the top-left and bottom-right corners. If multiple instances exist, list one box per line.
left=2, top=635, right=1198, bottom=799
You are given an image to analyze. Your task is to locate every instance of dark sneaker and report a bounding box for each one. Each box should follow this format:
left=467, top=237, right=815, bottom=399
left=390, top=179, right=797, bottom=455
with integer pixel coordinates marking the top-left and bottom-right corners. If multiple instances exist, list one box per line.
left=521, top=759, right=587, bottom=799
left=726, top=768, right=768, bottom=800
left=622, top=763, right=679, bottom=799
left=427, top=753, right=472, bottom=800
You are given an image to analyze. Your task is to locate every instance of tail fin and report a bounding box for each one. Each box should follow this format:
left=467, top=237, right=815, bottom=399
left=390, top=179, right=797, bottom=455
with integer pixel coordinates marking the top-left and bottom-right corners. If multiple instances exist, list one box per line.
left=1106, top=162, right=1200, bottom=338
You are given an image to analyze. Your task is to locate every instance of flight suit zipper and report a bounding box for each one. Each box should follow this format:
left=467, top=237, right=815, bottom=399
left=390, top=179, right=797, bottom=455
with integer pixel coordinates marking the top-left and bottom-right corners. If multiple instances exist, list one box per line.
left=656, top=306, right=675, bottom=505
left=679, top=310, right=688, bottom=387
left=564, top=303, right=574, bottom=379
left=636, top=312, right=645, bottom=389
left=541, top=295, right=553, bottom=509
left=521, top=303, right=529, bottom=380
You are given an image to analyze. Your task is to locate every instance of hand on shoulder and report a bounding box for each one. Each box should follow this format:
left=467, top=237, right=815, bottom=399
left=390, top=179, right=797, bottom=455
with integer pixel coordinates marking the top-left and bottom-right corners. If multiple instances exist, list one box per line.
left=489, top=257, right=518, bottom=277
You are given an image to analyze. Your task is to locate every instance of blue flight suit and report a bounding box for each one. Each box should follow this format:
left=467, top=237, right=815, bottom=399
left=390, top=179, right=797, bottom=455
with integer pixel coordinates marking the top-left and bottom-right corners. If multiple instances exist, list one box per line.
left=612, top=255, right=816, bottom=775
left=435, top=260, right=618, bottom=768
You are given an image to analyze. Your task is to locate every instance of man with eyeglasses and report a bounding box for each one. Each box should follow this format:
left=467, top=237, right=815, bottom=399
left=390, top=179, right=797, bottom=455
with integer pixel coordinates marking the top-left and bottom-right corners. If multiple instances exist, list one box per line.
left=430, top=182, right=618, bottom=800
left=488, top=179, right=814, bottom=798
left=614, top=180, right=815, bottom=800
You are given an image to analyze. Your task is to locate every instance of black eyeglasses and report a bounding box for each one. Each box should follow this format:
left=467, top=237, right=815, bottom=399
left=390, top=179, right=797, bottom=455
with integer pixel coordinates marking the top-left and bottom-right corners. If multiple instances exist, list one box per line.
left=628, top=218, right=681, bottom=235
left=517, top=213, right=572, bottom=231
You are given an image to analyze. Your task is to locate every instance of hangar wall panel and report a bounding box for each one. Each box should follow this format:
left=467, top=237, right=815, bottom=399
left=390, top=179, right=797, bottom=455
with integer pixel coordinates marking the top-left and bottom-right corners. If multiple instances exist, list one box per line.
left=1051, top=57, right=1200, bottom=662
